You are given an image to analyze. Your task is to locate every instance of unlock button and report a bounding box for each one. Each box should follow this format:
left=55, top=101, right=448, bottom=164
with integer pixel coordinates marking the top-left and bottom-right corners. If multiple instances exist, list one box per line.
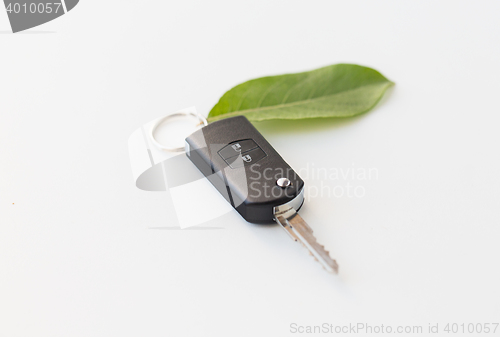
left=226, top=147, right=267, bottom=168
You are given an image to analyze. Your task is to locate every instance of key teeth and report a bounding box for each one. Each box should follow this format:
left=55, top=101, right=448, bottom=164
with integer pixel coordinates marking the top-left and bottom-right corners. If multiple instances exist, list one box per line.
left=332, top=261, right=339, bottom=274
left=309, top=253, right=339, bottom=274
left=299, top=242, right=338, bottom=273
left=318, top=245, right=339, bottom=274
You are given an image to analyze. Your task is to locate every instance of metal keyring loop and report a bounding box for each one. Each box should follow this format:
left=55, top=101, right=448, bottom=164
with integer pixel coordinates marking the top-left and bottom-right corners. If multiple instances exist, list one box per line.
left=150, top=111, right=208, bottom=152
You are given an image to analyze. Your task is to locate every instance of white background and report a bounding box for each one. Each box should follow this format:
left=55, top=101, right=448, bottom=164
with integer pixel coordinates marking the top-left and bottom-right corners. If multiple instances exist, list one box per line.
left=1, top=1, right=499, bottom=336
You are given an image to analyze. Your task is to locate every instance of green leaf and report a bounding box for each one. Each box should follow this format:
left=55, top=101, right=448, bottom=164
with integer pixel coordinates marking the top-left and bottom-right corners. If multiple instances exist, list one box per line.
left=207, top=64, right=394, bottom=122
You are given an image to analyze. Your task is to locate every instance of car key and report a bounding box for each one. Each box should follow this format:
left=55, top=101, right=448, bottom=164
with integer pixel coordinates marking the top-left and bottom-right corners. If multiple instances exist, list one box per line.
left=185, top=115, right=338, bottom=273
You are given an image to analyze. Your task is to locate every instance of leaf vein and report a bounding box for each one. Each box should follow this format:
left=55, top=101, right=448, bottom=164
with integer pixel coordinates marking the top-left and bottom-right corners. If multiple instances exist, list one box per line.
left=227, top=81, right=391, bottom=115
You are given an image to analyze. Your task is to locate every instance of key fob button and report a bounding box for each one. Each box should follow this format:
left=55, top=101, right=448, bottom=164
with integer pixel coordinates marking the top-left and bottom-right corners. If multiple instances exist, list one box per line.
left=225, top=147, right=267, bottom=168
left=218, top=139, right=258, bottom=160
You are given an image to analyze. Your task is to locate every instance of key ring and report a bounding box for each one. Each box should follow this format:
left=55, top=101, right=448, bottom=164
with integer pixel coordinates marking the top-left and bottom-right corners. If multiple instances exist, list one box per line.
left=149, top=111, right=208, bottom=152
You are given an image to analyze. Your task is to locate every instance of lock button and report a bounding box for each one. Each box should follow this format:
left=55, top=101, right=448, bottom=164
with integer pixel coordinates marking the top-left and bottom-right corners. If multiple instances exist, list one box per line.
left=218, top=139, right=258, bottom=160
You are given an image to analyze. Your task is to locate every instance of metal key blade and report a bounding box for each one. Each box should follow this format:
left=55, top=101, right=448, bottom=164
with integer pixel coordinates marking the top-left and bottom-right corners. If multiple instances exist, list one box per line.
left=275, top=208, right=339, bottom=274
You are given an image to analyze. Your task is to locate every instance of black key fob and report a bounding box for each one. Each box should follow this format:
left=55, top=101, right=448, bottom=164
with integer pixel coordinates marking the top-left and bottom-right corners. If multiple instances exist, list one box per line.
left=185, top=116, right=304, bottom=224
